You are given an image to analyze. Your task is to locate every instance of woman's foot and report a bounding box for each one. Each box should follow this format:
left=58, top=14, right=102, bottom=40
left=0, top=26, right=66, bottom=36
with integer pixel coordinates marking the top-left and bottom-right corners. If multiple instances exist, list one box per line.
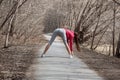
left=69, top=55, right=73, bottom=58
left=41, top=53, right=45, bottom=58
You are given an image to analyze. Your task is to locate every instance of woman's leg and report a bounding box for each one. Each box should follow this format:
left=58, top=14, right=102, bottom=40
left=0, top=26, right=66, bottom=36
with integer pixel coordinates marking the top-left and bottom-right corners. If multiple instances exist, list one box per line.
left=64, top=42, right=73, bottom=58
left=64, top=43, right=72, bottom=55
left=41, top=43, right=50, bottom=57
left=59, top=29, right=72, bottom=56
left=41, top=29, right=58, bottom=57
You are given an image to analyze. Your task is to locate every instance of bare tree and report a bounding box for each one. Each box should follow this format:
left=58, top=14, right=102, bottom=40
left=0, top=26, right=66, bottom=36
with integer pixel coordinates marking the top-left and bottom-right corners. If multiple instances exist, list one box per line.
left=112, top=1, right=116, bottom=56
left=113, top=0, right=120, bottom=5
left=115, top=33, right=120, bottom=57
left=4, top=0, right=20, bottom=48
left=90, top=0, right=103, bottom=49
left=3, top=0, right=28, bottom=48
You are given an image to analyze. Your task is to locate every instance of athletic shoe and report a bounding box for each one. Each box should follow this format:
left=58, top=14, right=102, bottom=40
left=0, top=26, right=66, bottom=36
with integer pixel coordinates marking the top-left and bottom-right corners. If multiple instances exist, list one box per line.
left=69, top=55, right=73, bottom=59
left=41, top=54, right=45, bottom=58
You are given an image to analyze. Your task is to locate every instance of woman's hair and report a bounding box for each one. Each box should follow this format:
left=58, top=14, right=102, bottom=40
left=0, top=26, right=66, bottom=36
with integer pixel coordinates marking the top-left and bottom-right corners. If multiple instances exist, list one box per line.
left=74, top=32, right=80, bottom=52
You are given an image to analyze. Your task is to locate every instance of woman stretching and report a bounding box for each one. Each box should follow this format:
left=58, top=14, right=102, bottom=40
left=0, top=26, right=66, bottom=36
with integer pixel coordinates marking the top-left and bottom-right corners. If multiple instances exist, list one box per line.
left=41, top=28, right=80, bottom=58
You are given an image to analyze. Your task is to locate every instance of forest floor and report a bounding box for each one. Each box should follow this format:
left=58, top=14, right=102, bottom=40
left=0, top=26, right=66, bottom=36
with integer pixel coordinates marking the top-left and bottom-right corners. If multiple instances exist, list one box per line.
left=0, top=39, right=120, bottom=80
left=75, top=46, right=120, bottom=80
left=0, top=38, right=47, bottom=80
left=0, top=45, right=39, bottom=80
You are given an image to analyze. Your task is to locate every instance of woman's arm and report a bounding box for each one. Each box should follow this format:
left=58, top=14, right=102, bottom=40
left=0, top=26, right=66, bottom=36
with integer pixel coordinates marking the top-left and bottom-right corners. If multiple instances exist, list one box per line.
left=69, top=38, right=73, bottom=52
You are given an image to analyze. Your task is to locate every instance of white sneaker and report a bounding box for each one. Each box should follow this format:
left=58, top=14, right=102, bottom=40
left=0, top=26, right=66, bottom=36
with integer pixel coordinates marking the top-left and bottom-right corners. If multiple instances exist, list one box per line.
left=69, top=55, right=73, bottom=59
left=41, top=54, right=45, bottom=58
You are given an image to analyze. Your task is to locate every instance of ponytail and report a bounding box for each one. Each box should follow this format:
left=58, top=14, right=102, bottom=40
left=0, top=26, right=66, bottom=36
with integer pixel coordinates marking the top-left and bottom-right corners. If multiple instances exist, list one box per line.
left=74, top=32, right=80, bottom=52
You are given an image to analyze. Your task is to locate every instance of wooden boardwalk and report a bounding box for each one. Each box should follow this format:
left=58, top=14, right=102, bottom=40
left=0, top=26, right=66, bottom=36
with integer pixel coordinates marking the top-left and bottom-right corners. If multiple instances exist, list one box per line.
left=27, top=35, right=105, bottom=80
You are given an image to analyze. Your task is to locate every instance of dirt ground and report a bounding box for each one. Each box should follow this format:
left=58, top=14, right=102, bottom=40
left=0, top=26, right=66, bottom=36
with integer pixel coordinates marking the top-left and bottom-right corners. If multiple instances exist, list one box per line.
left=0, top=34, right=48, bottom=80
left=0, top=45, right=38, bottom=80
left=74, top=46, right=120, bottom=80
left=0, top=39, right=47, bottom=80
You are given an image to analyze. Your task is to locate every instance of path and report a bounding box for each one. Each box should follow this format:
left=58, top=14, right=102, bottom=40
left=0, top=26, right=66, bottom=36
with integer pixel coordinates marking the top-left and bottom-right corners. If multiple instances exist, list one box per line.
left=27, top=34, right=105, bottom=80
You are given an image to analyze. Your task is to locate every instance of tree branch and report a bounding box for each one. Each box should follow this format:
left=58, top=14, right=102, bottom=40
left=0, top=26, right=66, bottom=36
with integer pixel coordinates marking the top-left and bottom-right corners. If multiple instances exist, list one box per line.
left=0, top=0, right=3, bottom=5
left=113, top=0, right=120, bottom=5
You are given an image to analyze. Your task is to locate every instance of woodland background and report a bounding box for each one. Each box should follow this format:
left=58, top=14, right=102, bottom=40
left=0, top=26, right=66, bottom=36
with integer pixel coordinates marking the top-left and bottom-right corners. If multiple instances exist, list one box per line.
left=0, top=0, right=120, bottom=79
left=0, top=0, right=120, bottom=56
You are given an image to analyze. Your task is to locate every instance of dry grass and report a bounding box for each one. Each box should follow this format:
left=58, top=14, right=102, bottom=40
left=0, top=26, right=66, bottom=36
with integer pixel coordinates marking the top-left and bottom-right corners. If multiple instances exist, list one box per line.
left=0, top=35, right=47, bottom=80
left=0, top=45, right=37, bottom=79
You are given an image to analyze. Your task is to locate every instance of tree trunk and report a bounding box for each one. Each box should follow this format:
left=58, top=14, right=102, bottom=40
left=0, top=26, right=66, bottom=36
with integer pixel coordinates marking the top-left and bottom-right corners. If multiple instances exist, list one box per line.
left=112, top=2, right=116, bottom=56
left=90, top=3, right=102, bottom=50
left=93, top=27, right=108, bottom=50
left=4, top=0, right=20, bottom=48
left=115, top=33, right=120, bottom=58
left=4, top=14, right=15, bottom=48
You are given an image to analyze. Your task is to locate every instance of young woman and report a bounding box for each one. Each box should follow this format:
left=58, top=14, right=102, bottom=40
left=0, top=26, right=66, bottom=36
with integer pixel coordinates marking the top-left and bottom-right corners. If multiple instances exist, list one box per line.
left=41, top=28, right=80, bottom=58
